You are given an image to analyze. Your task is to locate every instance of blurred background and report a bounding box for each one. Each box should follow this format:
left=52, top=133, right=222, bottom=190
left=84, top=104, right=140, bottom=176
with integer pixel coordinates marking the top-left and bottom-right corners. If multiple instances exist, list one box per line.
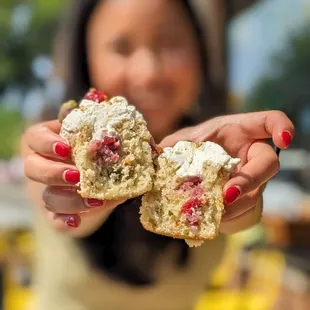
left=1, top=0, right=310, bottom=309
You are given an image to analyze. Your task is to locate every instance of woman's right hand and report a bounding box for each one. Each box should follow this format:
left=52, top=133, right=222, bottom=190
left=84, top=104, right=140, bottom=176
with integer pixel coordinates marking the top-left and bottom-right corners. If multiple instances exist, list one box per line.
left=22, top=120, right=125, bottom=237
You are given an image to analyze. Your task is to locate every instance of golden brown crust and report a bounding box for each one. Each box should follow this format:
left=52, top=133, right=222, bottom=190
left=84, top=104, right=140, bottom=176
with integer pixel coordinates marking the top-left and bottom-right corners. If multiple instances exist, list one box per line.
left=140, top=221, right=220, bottom=241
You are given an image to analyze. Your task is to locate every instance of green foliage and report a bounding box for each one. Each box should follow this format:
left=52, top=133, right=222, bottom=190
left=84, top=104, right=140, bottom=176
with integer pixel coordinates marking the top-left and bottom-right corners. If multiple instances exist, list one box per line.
left=0, top=107, right=24, bottom=159
left=0, top=0, right=66, bottom=92
left=0, top=0, right=66, bottom=158
left=246, top=25, right=310, bottom=112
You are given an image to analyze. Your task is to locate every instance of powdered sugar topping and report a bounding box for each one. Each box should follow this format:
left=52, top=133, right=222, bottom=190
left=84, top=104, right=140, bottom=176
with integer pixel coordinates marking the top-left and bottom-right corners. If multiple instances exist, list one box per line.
left=161, top=141, right=240, bottom=178
left=60, top=96, right=145, bottom=142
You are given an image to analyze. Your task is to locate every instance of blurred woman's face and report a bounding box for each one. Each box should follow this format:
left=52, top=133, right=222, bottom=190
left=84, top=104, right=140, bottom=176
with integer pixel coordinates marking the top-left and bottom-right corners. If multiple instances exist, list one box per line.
left=86, top=0, right=201, bottom=140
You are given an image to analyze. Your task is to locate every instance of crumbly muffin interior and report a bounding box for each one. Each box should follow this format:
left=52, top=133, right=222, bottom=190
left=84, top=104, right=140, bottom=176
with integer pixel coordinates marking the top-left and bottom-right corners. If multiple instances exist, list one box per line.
left=68, top=119, right=155, bottom=200
left=140, top=157, right=230, bottom=241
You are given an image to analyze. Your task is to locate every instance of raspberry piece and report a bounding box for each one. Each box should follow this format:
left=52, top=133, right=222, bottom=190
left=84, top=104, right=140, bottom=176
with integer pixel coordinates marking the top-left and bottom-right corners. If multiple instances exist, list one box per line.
left=181, top=198, right=202, bottom=215
left=102, top=136, right=120, bottom=151
left=178, top=176, right=203, bottom=197
left=88, top=136, right=120, bottom=164
left=190, top=225, right=198, bottom=233
left=186, top=212, right=202, bottom=226
left=179, top=176, right=202, bottom=191
left=188, top=176, right=202, bottom=185
left=109, top=153, right=120, bottom=163
left=84, top=89, right=108, bottom=103
left=181, top=198, right=203, bottom=227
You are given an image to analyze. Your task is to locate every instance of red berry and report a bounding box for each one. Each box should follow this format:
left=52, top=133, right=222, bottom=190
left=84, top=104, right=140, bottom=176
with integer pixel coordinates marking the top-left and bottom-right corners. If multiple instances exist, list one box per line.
left=84, top=89, right=108, bottom=103
left=98, top=145, right=111, bottom=156
left=181, top=198, right=202, bottom=215
left=110, top=153, right=120, bottom=163
left=179, top=176, right=202, bottom=191
left=87, top=136, right=120, bottom=164
left=103, top=136, right=117, bottom=145
left=102, top=136, right=120, bottom=150
left=189, top=176, right=202, bottom=185
left=178, top=177, right=204, bottom=197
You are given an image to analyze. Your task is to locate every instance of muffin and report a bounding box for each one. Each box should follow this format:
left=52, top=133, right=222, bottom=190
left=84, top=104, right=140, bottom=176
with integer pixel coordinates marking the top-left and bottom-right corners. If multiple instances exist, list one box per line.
left=140, top=141, right=240, bottom=247
left=59, top=89, right=155, bottom=200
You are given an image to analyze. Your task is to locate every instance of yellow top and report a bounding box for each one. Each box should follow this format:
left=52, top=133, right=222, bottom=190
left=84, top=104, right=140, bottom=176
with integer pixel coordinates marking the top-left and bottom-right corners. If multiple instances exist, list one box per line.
left=32, top=214, right=226, bottom=310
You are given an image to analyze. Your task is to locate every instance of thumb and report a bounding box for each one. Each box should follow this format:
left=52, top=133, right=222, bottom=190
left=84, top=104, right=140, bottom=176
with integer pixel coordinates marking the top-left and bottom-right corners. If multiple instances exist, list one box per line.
left=160, top=117, right=224, bottom=148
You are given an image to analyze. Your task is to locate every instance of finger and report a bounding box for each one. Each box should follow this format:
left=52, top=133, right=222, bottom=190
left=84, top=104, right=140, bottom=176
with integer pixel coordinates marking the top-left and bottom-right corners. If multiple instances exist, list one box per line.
left=42, top=186, right=105, bottom=214
left=44, top=210, right=82, bottom=231
left=223, top=142, right=279, bottom=205
left=24, top=153, right=80, bottom=185
left=222, top=188, right=262, bottom=222
left=161, top=111, right=294, bottom=150
left=44, top=120, right=62, bottom=133
left=246, top=110, right=294, bottom=149
left=220, top=110, right=295, bottom=149
left=25, top=121, right=71, bottom=160
left=220, top=198, right=263, bottom=235
left=53, top=213, right=82, bottom=229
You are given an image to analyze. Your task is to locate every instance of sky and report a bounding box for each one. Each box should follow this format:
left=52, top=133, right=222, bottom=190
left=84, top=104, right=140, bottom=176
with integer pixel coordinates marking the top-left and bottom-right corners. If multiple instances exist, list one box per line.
left=229, top=0, right=310, bottom=96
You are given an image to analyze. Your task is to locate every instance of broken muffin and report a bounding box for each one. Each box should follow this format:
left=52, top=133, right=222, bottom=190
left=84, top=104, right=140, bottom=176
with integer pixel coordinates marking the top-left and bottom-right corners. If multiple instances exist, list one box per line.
left=140, top=141, right=240, bottom=247
left=59, top=89, right=155, bottom=200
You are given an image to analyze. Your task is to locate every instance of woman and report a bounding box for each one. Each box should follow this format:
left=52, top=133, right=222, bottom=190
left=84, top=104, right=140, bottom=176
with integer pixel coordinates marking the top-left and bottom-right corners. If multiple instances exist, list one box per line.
left=21, top=1, right=294, bottom=309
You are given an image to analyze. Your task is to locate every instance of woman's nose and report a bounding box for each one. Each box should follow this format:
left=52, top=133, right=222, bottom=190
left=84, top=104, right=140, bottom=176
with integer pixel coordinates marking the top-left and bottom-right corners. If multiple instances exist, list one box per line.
left=128, top=48, right=161, bottom=91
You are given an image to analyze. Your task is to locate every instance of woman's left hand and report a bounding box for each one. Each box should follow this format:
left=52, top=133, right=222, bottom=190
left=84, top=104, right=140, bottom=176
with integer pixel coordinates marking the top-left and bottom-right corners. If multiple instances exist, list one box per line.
left=161, top=110, right=294, bottom=234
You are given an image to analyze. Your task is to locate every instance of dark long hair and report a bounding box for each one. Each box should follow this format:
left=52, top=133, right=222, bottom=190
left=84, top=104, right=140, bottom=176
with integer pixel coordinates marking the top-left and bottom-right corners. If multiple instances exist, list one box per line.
left=57, top=0, right=227, bottom=124
left=53, top=0, right=228, bottom=286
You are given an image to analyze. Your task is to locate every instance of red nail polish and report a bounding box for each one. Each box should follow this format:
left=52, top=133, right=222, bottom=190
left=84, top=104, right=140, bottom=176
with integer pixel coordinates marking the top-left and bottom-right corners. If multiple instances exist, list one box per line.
left=281, top=131, right=292, bottom=148
left=53, top=142, right=71, bottom=158
left=86, top=199, right=104, bottom=208
left=63, top=170, right=80, bottom=184
left=65, top=216, right=79, bottom=228
left=224, top=186, right=241, bottom=205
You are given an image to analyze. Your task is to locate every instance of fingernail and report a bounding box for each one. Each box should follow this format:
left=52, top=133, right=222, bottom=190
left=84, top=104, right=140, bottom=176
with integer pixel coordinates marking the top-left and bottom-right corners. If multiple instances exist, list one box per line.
left=63, top=169, right=80, bottom=184
left=281, top=131, right=292, bottom=149
left=65, top=216, right=79, bottom=228
left=85, top=199, right=104, bottom=208
left=53, top=142, right=71, bottom=158
left=224, top=186, right=241, bottom=205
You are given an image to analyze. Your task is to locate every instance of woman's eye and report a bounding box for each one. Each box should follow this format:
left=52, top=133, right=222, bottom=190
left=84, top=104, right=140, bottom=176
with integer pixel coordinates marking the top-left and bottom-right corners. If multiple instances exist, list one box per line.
left=111, top=38, right=132, bottom=56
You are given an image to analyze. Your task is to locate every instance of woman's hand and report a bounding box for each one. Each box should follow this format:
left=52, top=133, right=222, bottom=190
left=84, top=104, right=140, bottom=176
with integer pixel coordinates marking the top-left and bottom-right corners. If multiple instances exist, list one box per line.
left=161, top=110, right=294, bottom=234
left=22, top=120, right=124, bottom=237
